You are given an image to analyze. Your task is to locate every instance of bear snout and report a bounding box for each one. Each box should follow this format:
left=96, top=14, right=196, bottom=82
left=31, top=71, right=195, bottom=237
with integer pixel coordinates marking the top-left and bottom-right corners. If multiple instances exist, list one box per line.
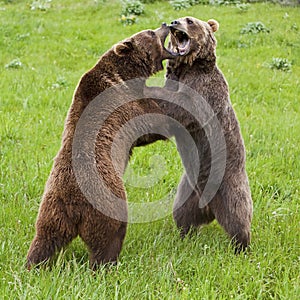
left=171, top=20, right=179, bottom=26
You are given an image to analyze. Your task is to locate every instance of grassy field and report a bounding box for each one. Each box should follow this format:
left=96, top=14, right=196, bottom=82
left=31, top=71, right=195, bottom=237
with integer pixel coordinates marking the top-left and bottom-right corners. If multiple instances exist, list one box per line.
left=1, top=0, right=299, bottom=299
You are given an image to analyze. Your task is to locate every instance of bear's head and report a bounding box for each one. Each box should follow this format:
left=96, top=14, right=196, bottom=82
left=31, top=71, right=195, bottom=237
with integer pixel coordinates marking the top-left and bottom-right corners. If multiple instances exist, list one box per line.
left=114, top=23, right=177, bottom=74
left=168, top=16, right=219, bottom=65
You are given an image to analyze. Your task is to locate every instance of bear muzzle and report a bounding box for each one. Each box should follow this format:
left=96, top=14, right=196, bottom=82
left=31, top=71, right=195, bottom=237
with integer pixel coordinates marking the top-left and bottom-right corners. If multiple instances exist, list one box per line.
left=154, top=23, right=179, bottom=59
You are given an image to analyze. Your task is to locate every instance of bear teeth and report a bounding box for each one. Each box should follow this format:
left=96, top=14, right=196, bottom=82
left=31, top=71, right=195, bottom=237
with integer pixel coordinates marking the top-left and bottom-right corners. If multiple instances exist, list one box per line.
left=173, top=29, right=188, bottom=41
left=177, top=39, right=191, bottom=56
left=171, top=28, right=190, bottom=55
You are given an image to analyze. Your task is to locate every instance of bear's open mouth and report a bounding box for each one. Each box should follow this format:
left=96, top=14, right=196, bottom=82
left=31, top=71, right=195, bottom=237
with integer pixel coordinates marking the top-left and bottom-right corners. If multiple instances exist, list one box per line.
left=170, top=27, right=191, bottom=56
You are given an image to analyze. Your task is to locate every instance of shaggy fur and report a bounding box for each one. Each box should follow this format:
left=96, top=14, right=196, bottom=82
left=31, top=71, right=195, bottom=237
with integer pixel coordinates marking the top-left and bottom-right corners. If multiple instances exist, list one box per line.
left=26, top=25, right=174, bottom=270
left=146, top=17, right=253, bottom=252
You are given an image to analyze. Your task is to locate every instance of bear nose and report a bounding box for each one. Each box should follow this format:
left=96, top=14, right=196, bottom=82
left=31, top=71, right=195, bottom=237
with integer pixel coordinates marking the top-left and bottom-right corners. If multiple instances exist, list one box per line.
left=171, top=20, right=179, bottom=25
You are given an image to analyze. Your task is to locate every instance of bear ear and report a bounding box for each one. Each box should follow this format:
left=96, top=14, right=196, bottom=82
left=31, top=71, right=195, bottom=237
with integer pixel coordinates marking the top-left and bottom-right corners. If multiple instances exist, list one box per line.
left=207, top=19, right=219, bottom=33
left=114, top=40, right=134, bottom=56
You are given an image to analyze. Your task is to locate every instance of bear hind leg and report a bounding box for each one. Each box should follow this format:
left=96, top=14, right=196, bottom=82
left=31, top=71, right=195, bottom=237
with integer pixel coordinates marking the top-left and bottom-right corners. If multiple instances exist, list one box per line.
left=173, top=173, right=215, bottom=238
left=78, top=213, right=127, bottom=270
left=26, top=198, right=79, bottom=269
left=211, top=176, right=253, bottom=253
left=91, top=223, right=126, bottom=270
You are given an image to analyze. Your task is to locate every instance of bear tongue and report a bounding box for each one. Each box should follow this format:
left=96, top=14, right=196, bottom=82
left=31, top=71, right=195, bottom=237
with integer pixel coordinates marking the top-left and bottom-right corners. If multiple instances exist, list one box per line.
left=178, top=47, right=186, bottom=55
left=177, top=39, right=190, bottom=55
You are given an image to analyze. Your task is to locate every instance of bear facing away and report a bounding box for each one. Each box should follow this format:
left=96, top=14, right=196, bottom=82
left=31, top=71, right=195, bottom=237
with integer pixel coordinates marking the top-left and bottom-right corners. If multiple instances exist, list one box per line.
left=146, top=17, right=253, bottom=252
left=26, top=24, right=175, bottom=270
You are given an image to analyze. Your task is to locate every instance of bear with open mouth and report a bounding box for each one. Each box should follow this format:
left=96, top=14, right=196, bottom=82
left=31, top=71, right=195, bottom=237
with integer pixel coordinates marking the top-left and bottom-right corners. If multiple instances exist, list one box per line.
left=146, top=17, right=253, bottom=252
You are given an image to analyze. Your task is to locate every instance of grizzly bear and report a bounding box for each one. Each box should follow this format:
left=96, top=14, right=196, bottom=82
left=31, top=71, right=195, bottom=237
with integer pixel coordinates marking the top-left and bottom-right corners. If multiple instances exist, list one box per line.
left=26, top=24, right=176, bottom=269
left=145, top=17, right=253, bottom=252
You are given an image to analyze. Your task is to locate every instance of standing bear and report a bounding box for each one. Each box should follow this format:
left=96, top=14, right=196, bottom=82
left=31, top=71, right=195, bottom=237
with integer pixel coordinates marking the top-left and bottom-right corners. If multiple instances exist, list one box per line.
left=146, top=17, right=253, bottom=252
left=26, top=24, right=176, bottom=270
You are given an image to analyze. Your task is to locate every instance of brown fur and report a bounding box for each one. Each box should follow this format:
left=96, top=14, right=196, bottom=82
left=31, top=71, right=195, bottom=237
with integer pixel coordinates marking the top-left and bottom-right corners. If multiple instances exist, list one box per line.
left=146, top=17, right=253, bottom=252
left=26, top=25, right=174, bottom=269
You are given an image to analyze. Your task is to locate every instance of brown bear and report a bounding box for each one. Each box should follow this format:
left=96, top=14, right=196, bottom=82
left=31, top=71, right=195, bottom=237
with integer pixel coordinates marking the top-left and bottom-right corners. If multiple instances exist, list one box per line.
left=145, top=17, right=253, bottom=252
left=26, top=24, right=176, bottom=270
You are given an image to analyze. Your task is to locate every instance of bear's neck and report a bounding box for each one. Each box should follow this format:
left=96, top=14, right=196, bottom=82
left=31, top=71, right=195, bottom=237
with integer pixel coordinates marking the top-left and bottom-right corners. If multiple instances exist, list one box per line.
left=193, top=57, right=216, bottom=72
left=112, top=51, right=155, bottom=77
left=173, top=56, right=216, bottom=78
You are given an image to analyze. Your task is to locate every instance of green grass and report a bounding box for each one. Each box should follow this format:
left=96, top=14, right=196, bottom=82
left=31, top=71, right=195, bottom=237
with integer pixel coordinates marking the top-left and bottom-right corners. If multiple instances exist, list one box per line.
left=1, top=0, right=299, bottom=299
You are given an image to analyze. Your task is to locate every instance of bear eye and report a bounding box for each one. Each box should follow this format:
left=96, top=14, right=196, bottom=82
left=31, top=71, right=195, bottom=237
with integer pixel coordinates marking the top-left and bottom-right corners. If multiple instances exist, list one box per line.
left=187, top=19, right=193, bottom=25
left=149, top=30, right=156, bottom=37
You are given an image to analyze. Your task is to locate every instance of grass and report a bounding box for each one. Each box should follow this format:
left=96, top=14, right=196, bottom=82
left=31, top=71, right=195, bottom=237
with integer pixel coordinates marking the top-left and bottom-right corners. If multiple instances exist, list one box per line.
left=0, top=0, right=299, bottom=299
